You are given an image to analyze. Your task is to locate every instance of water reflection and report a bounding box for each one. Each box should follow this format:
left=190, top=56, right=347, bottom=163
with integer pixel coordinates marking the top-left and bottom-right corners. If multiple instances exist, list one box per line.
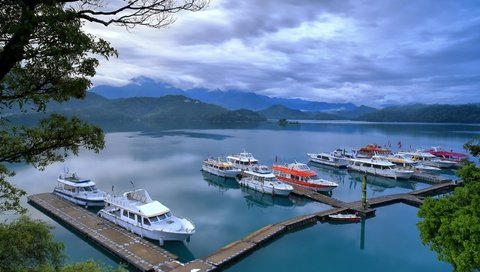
left=348, top=171, right=417, bottom=191
left=201, top=171, right=240, bottom=191
left=241, top=187, right=294, bottom=208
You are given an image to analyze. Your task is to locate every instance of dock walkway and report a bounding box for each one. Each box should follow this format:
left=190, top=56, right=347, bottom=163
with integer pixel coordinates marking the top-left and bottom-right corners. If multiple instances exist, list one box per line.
left=29, top=181, right=459, bottom=272
left=28, top=193, right=185, bottom=272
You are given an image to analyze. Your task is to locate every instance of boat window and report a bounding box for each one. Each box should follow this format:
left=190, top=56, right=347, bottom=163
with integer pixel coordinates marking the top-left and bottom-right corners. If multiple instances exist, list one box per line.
left=128, top=212, right=135, bottom=220
left=123, top=210, right=128, bottom=217
left=143, top=218, right=151, bottom=226
left=137, top=215, right=141, bottom=223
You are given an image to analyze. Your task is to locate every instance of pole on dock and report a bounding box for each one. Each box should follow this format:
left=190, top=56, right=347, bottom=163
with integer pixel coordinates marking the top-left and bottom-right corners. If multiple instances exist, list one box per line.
left=362, top=175, right=367, bottom=210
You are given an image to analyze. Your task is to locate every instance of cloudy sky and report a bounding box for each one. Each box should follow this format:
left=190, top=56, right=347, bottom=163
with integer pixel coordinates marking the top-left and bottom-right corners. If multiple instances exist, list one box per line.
left=85, top=0, right=480, bottom=107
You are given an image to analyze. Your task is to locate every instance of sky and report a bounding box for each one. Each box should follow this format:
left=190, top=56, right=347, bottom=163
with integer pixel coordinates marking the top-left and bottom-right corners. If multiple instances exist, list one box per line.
left=85, top=0, right=480, bottom=107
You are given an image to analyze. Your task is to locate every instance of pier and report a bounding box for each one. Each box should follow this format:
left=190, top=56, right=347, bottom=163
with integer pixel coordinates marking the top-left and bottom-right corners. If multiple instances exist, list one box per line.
left=29, top=181, right=459, bottom=272
left=28, top=193, right=187, bottom=272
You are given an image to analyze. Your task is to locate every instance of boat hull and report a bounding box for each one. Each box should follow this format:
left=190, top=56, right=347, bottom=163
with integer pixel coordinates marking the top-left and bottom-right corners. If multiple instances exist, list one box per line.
left=201, top=166, right=241, bottom=178
left=97, top=209, right=194, bottom=242
left=237, top=179, right=292, bottom=196
left=276, top=177, right=337, bottom=192
left=53, top=189, right=104, bottom=207
left=347, top=165, right=414, bottom=180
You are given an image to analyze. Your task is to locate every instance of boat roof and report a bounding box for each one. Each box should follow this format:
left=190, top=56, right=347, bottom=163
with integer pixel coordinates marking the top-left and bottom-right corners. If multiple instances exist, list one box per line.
left=244, top=168, right=275, bottom=178
left=137, top=201, right=170, bottom=217
left=57, top=178, right=96, bottom=187
left=427, top=150, right=467, bottom=158
left=226, top=151, right=259, bottom=162
left=204, top=158, right=235, bottom=167
left=272, top=163, right=317, bottom=177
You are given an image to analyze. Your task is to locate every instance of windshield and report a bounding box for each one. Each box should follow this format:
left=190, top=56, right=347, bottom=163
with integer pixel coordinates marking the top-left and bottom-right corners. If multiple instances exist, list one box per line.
left=148, top=212, right=172, bottom=223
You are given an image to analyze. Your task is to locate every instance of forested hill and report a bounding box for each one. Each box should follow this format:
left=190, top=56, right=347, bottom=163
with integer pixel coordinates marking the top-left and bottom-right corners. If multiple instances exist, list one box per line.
left=356, top=104, right=480, bottom=123
left=5, top=94, right=266, bottom=127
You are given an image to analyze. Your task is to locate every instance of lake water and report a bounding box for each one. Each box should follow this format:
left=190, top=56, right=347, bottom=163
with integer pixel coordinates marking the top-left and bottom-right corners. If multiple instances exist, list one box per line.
left=8, top=121, right=480, bottom=271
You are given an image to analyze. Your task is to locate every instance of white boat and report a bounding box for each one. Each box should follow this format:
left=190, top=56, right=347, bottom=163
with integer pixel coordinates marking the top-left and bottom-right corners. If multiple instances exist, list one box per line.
left=202, top=157, right=242, bottom=178
left=98, top=189, right=195, bottom=244
left=236, top=165, right=293, bottom=196
left=328, top=213, right=362, bottom=223
left=226, top=150, right=259, bottom=170
left=53, top=171, right=105, bottom=207
left=384, top=153, right=441, bottom=173
left=398, top=150, right=456, bottom=168
left=348, top=157, right=414, bottom=180
left=307, top=150, right=350, bottom=168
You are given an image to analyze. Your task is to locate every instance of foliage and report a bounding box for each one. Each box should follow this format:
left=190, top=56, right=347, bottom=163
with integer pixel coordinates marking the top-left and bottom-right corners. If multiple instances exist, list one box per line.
left=0, top=0, right=207, bottom=214
left=417, top=143, right=480, bottom=271
left=357, top=104, right=480, bottom=123
left=60, top=260, right=127, bottom=272
left=0, top=216, right=64, bottom=272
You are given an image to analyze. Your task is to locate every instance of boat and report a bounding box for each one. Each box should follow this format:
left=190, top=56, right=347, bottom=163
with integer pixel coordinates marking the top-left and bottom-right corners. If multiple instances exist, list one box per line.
left=357, top=144, right=391, bottom=158
left=97, top=189, right=195, bottom=244
left=398, top=150, right=456, bottom=168
left=328, top=213, right=362, bottom=223
left=425, top=147, right=467, bottom=167
left=53, top=170, right=105, bottom=207
left=307, top=150, right=350, bottom=168
left=384, top=153, right=441, bottom=173
left=348, top=157, right=414, bottom=179
left=236, top=165, right=293, bottom=196
left=226, top=150, right=259, bottom=170
left=272, top=162, right=339, bottom=192
left=202, top=157, right=242, bottom=178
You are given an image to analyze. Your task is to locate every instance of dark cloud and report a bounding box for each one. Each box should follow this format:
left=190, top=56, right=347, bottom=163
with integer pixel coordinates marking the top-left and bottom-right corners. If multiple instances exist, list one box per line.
left=90, top=0, right=480, bottom=107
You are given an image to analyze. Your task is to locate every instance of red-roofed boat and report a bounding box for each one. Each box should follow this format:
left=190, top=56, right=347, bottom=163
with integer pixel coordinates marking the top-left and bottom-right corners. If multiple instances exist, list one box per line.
left=272, top=162, right=338, bottom=192
left=425, top=147, right=467, bottom=168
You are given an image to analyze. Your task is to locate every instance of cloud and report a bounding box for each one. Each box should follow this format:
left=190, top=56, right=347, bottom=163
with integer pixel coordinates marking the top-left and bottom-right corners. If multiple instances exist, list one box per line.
left=85, top=0, right=480, bottom=107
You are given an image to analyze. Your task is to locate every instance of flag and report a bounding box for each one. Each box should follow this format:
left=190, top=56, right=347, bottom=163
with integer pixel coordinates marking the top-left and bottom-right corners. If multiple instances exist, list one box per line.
left=275, top=155, right=278, bottom=164
left=398, top=140, right=402, bottom=149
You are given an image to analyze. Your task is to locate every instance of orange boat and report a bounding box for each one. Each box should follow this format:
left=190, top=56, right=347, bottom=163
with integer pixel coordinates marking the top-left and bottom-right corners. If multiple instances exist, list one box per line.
left=272, top=162, right=338, bottom=192
left=358, top=144, right=391, bottom=157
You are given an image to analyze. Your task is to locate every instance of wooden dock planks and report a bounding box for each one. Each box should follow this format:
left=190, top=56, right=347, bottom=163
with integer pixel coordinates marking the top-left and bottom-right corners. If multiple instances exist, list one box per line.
left=28, top=193, right=180, bottom=272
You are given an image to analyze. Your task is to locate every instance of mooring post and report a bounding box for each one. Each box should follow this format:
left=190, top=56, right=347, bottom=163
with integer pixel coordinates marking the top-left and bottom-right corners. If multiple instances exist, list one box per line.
left=362, top=175, right=367, bottom=210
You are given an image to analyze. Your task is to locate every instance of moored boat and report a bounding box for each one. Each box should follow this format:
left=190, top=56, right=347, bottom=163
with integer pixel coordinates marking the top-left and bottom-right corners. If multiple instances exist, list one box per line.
left=97, top=189, right=195, bottom=244
left=226, top=150, right=259, bottom=170
left=307, top=150, right=350, bottom=168
left=357, top=144, right=391, bottom=158
left=398, top=150, right=456, bottom=168
left=53, top=170, right=105, bottom=207
left=328, top=213, right=362, bottom=223
left=236, top=165, right=293, bottom=196
left=272, top=162, right=339, bottom=192
left=383, top=153, right=441, bottom=173
left=425, top=147, right=467, bottom=168
left=348, top=157, right=414, bottom=180
left=202, top=157, right=242, bottom=178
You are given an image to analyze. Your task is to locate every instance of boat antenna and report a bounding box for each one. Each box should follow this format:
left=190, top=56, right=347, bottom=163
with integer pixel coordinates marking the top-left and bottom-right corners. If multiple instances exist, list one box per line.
left=130, top=180, right=135, bottom=191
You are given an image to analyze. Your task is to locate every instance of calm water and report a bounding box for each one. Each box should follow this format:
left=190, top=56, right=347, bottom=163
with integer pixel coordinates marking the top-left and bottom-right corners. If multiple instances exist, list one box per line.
left=8, top=121, right=480, bottom=271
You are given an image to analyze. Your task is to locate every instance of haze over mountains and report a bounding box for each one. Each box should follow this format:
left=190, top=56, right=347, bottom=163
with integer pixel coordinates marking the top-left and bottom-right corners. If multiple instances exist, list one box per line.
left=4, top=78, right=480, bottom=126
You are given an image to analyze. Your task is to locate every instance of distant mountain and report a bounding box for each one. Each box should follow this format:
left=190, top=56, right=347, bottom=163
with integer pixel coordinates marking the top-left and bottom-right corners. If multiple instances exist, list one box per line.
left=258, top=105, right=345, bottom=120
left=90, top=77, right=358, bottom=112
left=6, top=94, right=266, bottom=127
left=335, top=105, right=378, bottom=119
left=356, top=104, right=480, bottom=123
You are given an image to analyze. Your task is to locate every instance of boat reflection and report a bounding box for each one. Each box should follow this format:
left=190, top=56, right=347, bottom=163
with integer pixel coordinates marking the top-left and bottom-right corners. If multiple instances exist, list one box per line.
left=348, top=171, right=416, bottom=191
left=162, top=240, right=195, bottom=263
left=241, top=187, right=295, bottom=208
left=201, top=170, right=240, bottom=192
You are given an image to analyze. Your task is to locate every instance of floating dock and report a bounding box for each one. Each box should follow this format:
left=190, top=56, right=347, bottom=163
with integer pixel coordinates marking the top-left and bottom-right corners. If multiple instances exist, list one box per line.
left=28, top=193, right=185, bottom=272
left=411, top=172, right=452, bottom=184
left=29, top=181, right=459, bottom=272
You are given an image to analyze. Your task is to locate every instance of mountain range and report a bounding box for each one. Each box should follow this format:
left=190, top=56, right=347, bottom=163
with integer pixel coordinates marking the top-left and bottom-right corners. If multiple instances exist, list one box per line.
left=90, top=77, right=360, bottom=112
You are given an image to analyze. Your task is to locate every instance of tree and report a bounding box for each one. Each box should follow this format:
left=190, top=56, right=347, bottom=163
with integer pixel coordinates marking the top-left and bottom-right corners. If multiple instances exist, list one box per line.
left=417, top=143, right=480, bottom=271
left=0, top=0, right=208, bottom=213
left=0, top=216, right=64, bottom=272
